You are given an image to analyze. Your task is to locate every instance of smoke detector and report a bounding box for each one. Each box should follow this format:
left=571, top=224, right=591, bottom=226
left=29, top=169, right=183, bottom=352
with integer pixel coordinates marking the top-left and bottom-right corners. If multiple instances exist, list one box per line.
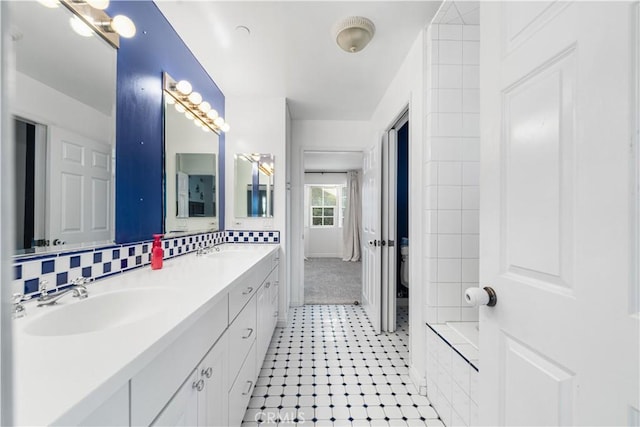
left=332, top=16, right=376, bottom=53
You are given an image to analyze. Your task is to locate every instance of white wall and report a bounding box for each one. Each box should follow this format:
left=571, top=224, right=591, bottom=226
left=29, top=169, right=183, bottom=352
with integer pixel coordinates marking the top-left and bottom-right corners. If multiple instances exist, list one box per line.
left=424, top=23, right=480, bottom=325
left=12, top=72, right=113, bottom=144
left=225, top=96, right=289, bottom=325
left=369, top=29, right=426, bottom=392
left=289, top=120, right=373, bottom=306
left=304, top=172, right=347, bottom=258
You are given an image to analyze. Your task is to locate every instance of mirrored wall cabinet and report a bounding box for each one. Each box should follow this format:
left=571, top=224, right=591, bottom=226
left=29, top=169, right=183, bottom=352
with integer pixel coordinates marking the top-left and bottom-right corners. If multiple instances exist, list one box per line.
left=234, top=154, right=275, bottom=218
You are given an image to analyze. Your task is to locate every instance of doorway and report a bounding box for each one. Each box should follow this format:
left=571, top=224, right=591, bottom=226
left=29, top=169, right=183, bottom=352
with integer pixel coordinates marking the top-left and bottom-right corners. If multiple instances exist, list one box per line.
left=302, top=151, right=364, bottom=305
left=381, top=111, right=409, bottom=333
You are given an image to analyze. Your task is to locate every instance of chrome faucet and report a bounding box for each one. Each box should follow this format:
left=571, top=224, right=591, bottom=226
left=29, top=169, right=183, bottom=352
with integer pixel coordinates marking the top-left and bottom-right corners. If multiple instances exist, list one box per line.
left=196, top=243, right=218, bottom=256
left=37, top=277, right=90, bottom=307
left=12, top=293, right=30, bottom=319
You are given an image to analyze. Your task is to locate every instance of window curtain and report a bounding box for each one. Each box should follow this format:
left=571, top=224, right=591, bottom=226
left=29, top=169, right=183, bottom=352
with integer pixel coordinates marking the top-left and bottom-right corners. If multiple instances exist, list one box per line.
left=342, top=171, right=361, bottom=262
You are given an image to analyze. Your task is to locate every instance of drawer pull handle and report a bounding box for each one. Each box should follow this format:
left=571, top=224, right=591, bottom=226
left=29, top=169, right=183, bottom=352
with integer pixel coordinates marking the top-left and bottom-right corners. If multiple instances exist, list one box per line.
left=202, top=367, right=213, bottom=378
left=274, top=311, right=278, bottom=317
left=242, top=328, right=254, bottom=339
left=242, top=380, right=254, bottom=396
left=192, top=379, right=204, bottom=392
left=265, top=282, right=271, bottom=289
left=242, top=287, right=254, bottom=295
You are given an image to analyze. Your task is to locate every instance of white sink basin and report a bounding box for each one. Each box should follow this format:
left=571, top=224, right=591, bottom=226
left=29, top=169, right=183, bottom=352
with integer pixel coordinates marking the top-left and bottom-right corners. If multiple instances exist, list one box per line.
left=22, top=288, right=180, bottom=337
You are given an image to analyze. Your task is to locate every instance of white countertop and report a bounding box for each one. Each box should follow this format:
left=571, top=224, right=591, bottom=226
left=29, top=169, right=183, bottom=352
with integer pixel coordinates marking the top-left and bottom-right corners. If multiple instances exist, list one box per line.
left=12, top=244, right=278, bottom=426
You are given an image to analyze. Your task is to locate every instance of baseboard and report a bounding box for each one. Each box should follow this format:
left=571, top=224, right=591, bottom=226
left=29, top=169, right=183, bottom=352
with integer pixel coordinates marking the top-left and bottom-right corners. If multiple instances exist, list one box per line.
left=410, top=364, right=427, bottom=396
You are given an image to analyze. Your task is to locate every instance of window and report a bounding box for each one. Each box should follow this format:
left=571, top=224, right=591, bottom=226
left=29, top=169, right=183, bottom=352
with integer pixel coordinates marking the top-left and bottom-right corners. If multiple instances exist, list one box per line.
left=311, top=187, right=337, bottom=226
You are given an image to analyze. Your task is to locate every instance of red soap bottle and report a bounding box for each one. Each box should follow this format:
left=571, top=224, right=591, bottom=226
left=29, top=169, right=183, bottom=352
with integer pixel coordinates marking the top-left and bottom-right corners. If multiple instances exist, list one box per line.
left=151, top=234, right=164, bottom=270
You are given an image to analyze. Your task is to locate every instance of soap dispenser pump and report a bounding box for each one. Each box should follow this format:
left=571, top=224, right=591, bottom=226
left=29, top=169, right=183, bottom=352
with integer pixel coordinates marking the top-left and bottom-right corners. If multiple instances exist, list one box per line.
left=151, top=234, right=164, bottom=270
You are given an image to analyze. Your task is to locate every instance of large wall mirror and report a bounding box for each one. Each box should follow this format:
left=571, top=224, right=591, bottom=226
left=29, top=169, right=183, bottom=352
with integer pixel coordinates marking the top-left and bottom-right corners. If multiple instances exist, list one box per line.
left=10, top=1, right=117, bottom=255
left=234, top=154, right=275, bottom=218
left=163, top=80, right=219, bottom=234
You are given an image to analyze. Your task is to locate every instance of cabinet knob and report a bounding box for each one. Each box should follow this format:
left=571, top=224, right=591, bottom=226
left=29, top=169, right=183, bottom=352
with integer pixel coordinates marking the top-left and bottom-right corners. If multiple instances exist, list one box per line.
left=201, top=367, right=213, bottom=378
left=192, top=379, right=204, bottom=392
left=242, top=287, right=254, bottom=295
left=273, top=311, right=278, bottom=318
left=242, top=328, right=254, bottom=339
left=265, top=281, right=271, bottom=289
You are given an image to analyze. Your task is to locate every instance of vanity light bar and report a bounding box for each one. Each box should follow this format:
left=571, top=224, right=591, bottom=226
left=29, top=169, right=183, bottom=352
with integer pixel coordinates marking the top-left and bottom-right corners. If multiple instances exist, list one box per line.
left=163, top=73, right=229, bottom=135
left=58, top=0, right=136, bottom=48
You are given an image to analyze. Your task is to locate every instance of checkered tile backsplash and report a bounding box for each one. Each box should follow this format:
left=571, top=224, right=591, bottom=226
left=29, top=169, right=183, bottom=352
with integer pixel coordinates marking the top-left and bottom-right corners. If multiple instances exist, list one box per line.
left=13, top=230, right=280, bottom=297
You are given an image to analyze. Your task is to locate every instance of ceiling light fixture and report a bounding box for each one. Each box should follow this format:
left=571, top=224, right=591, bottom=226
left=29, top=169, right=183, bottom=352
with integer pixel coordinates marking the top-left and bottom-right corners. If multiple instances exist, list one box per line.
left=164, top=73, right=229, bottom=134
left=332, top=16, right=375, bottom=53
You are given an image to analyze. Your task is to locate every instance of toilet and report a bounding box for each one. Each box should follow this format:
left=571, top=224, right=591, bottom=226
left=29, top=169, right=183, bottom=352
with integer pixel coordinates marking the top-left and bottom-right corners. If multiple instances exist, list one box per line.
left=400, top=237, right=409, bottom=288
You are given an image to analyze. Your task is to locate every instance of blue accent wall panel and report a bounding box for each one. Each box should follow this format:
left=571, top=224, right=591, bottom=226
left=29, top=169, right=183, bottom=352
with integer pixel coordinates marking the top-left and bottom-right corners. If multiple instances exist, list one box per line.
left=109, top=1, right=225, bottom=243
left=397, top=122, right=409, bottom=242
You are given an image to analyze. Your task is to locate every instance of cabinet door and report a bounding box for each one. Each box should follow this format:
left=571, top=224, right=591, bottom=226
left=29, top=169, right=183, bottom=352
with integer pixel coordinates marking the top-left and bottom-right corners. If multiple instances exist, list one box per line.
left=198, top=333, right=229, bottom=427
left=152, top=370, right=199, bottom=427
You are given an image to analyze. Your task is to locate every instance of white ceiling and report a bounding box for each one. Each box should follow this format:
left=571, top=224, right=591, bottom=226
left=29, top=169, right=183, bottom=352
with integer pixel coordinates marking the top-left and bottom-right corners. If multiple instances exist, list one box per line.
left=155, top=1, right=441, bottom=120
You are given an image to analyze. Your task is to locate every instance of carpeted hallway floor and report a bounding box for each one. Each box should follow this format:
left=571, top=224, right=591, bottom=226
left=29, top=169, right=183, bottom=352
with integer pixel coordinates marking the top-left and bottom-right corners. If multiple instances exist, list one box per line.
left=304, top=258, right=362, bottom=305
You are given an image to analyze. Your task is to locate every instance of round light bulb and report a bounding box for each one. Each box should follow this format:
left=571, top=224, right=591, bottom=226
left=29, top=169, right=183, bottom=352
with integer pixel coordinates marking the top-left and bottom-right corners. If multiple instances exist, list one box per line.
left=198, top=101, right=211, bottom=113
left=70, top=16, right=94, bottom=37
left=185, top=111, right=194, bottom=120
left=202, top=126, right=210, bottom=133
left=175, top=80, right=192, bottom=96
left=86, top=0, right=109, bottom=10
left=214, top=116, right=225, bottom=127
left=175, top=104, right=186, bottom=113
left=188, top=91, right=202, bottom=105
left=37, top=0, right=59, bottom=8
left=221, top=123, right=230, bottom=133
left=111, top=15, right=136, bottom=38
left=165, top=95, right=175, bottom=105
left=194, top=119, right=202, bottom=127
left=206, top=109, right=219, bottom=120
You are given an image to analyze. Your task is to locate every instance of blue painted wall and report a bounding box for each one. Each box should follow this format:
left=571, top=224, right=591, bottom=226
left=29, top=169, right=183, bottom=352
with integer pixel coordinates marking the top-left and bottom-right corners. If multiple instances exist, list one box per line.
left=108, top=1, right=225, bottom=243
left=397, top=121, right=409, bottom=296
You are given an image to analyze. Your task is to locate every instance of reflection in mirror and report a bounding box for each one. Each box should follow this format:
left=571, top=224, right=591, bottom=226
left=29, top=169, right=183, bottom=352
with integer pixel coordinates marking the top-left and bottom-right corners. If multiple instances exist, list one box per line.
left=175, top=154, right=217, bottom=219
left=234, top=154, right=275, bottom=218
left=10, top=1, right=117, bottom=255
left=164, top=91, right=219, bottom=234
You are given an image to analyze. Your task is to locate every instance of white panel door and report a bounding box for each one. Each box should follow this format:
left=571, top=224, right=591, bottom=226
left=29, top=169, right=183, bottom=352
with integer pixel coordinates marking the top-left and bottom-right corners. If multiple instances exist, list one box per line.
left=362, top=138, right=382, bottom=334
left=480, top=2, right=639, bottom=425
left=382, top=129, right=397, bottom=332
left=47, top=126, right=112, bottom=245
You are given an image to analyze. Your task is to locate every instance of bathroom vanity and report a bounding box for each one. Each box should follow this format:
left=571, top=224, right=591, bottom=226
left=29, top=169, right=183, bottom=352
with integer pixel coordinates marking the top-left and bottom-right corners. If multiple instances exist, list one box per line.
left=12, top=244, right=279, bottom=426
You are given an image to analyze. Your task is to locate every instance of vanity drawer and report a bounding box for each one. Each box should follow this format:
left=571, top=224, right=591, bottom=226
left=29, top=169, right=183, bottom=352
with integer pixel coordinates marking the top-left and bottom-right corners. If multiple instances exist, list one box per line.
left=229, top=255, right=273, bottom=322
left=228, top=341, right=257, bottom=427
left=130, top=295, right=228, bottom=427
left=228, top=294, right=257, bottom=385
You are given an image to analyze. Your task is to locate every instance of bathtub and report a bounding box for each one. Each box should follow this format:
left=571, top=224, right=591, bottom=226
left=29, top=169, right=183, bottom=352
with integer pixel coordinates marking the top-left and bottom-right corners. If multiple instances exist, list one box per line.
left=426, top=321, right=480, bottom=426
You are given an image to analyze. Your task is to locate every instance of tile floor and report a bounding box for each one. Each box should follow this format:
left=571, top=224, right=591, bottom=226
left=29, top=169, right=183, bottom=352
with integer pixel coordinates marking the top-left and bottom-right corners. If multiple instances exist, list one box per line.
left=242, top=305, right=444, bottom=426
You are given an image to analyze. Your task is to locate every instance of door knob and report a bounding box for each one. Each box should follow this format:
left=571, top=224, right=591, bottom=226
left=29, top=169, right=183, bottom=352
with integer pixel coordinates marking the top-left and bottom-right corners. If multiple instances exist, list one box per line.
left=465, top=286, right=497, bottom=307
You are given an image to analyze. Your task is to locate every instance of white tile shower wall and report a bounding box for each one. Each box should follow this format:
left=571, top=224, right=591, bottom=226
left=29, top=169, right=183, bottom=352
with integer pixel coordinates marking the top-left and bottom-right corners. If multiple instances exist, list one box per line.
left=424, top=21, right=480, bottom=324
left=426, top=325, right=479, bottom=426
left=12, top=230, right=279, bottom=297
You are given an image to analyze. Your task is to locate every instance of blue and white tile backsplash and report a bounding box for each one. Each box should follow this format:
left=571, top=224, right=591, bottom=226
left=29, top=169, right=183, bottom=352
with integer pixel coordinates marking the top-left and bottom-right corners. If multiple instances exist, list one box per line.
left=13, top=230, right=280, bottom=297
